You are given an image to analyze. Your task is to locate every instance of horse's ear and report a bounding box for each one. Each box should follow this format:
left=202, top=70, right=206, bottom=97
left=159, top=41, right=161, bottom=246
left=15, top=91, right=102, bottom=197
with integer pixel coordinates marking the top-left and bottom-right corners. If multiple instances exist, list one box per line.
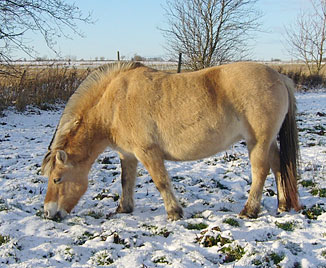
left=56, top=150, right=68, bottom=165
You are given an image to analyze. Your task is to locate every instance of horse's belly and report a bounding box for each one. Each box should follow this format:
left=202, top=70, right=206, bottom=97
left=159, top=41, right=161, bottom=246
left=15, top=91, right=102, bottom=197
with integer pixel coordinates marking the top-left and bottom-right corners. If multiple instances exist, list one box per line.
left=162, top=125, right=243, bottom=161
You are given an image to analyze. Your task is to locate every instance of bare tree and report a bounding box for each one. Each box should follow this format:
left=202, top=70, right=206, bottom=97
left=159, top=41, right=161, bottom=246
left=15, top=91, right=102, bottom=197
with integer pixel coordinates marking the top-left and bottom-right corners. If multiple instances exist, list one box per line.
left=160, top=0, right=261, bottom=70
left=285, top=0, right=326, bottom=75
left=0, top=0, right=92, bottom=63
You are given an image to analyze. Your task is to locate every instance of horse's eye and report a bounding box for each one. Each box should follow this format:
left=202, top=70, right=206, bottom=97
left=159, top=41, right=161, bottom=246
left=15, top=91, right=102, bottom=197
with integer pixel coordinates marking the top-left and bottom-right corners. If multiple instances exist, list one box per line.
left=53, top=177, right=62, bottom=184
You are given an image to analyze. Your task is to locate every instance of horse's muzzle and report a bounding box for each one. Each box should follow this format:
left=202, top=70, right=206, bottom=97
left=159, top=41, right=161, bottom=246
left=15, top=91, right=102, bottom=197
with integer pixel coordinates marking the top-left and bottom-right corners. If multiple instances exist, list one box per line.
left=44, top=202, right=67, bottom=220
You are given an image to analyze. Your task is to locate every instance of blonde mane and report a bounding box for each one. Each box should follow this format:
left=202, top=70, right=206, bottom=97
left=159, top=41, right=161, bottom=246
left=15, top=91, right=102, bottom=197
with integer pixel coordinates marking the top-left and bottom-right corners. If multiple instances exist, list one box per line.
left=41, top=61, right=143, bottom=176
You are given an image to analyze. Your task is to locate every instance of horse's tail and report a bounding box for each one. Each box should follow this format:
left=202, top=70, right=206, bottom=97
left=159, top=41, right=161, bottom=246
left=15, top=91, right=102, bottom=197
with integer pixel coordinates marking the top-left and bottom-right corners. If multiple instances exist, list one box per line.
left=279, top=75, right=301, bottom=211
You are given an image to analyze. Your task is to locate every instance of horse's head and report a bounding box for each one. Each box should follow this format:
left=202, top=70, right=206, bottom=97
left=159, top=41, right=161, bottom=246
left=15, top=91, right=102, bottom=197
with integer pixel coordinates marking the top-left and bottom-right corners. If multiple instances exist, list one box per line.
left=42, top=150, right=88, bottom=220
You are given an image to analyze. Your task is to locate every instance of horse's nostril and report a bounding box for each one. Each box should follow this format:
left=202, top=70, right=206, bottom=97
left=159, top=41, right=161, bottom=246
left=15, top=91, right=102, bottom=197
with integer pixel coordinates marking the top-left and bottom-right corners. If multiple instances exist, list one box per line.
left=44, top=210, right=50, bottom=218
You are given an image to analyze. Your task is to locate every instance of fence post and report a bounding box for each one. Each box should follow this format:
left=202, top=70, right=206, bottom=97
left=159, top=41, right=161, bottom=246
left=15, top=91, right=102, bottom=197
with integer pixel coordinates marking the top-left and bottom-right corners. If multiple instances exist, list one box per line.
left=177, top=52, right=182, bottom=73
left=117, top=51, right=120, bottom=61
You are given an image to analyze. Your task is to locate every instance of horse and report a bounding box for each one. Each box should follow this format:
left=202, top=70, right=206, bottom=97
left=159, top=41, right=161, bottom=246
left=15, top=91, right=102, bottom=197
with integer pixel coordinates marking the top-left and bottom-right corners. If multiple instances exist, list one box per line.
left=41, top=61, right=301, bottom=221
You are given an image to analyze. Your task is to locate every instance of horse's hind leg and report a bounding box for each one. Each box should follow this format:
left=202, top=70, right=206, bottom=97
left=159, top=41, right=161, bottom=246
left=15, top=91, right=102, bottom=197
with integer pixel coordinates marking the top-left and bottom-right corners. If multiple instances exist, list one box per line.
left=135, top=146, right=183, bottom=220
left=269, top=140, right=289, bottom=213
left=116, top=154, right=138, bottom=214
left=240, top=141, right=270, bottom=218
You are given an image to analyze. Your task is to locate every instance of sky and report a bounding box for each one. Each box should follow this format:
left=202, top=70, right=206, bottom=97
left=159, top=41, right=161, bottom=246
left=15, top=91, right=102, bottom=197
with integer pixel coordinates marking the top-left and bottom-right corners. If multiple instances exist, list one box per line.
left=14, top=0, right=313, bottom=61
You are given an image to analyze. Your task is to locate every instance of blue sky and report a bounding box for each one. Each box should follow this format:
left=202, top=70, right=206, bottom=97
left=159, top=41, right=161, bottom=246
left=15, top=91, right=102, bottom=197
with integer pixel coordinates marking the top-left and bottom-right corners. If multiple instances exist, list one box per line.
left=18, top=0, right=312, bottom=61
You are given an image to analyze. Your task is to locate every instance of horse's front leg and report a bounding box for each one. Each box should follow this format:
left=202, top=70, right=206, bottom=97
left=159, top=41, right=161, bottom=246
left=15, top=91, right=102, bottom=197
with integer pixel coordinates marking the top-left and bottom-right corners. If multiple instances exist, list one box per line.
left=116, top=154, right=138, bottom=214
left=135, top=146, right=183, bottom=220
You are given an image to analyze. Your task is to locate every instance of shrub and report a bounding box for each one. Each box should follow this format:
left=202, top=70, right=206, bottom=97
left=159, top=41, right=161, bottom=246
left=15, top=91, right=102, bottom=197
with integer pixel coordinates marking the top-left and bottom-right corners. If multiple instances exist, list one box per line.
left=276, top=65, right=326, bottom=89
left=0, top=65, right=90, bottom=113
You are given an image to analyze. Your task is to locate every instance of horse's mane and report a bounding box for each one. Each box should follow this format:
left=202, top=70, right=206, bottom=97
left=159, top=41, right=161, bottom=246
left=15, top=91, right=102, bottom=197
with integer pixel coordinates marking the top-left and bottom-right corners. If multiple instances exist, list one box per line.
left=41, top=61, right=143, bottom=176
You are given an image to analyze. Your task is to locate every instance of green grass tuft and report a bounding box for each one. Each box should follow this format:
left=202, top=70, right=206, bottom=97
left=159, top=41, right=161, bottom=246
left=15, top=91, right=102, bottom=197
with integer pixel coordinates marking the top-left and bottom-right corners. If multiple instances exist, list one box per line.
left=220, top=245, right=245, bottom=263
left=186, top=222, right=208, bottom=230
left=302, top=204, right=326, bottom=220
left=269, top=252, right=284, bottom=265
left=0, top=234, right=10, bottom=246
left=153, top=256, right=170, bottom=264
left=275, top=221, right=295, bottom=232
left=300, top=180, right=316, bottom=188
left=223, top=218, right=240, bottom=227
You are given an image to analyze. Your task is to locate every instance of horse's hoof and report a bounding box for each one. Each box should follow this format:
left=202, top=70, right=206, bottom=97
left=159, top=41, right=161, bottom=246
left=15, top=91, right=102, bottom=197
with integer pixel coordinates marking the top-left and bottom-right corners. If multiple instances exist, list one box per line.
left=167, top=207, right=184, bottom=221
left=116, top=203, right=133, bottom=214
left=239, top=207, right=259, bottom=219
left=277, top=206, right=290, bottom=214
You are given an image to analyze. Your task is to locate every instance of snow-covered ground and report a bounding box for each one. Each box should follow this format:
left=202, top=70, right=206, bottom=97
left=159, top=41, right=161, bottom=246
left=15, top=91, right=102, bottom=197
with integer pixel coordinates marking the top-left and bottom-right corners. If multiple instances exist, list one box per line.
left=0, top=92, right=326, bottom=267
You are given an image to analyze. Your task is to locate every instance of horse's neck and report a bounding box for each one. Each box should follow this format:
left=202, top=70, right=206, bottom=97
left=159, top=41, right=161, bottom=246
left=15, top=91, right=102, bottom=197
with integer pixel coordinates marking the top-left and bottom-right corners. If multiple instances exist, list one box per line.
left=68, top=115, right=110, bottom=168
left=87, top=138, right=110, bottom=165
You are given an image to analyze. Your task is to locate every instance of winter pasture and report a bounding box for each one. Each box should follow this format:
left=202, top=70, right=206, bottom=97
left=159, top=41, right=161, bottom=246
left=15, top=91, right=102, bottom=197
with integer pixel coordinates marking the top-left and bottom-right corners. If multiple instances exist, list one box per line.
left=0, top=91, right=326, bottom=267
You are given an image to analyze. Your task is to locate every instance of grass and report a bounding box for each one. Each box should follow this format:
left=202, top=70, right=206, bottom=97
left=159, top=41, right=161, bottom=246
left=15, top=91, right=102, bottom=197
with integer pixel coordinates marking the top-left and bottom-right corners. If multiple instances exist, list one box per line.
left=275, top=221, right=296, bottom=232
left=63, top=247, right=75, bottom=262
left=186, top=222, right=208, bottom=230
left=196, top=226, right=233, bottom=248
left=0, top=198, right=9, bottom=212
left=302, top=204, right=326, bottom=220
left=269, top=252, right=285, bottom=265
left=91, top=250, right=114, bottom=266
left=74, top=231, right=96, bottom=245
left=200, top=234, right=232, bottom=247
left=223, top=218, right=240, bottom=227
left=300, top=179, right=316, bottom=188
left=0, top=234, right=10, bottom=246
left=142, top=224, right=172, bottom=238
left=86, top=210, right=104, bottom=219
left=310, top=188, right=326, bottom=198
left=252, top=252, right=285, bottom=267
left=220, top=245, right=245, bottom=263
left=322, top=250, right=326, bottom=258
left=153, top=256, right=170, bottom=264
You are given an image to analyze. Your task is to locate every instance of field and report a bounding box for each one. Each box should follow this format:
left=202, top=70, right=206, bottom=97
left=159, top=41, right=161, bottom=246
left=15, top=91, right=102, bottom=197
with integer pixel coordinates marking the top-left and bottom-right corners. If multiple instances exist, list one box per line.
left=0, top=77, right=326, bottom=266
left=1, top=62, right=326, bottom=267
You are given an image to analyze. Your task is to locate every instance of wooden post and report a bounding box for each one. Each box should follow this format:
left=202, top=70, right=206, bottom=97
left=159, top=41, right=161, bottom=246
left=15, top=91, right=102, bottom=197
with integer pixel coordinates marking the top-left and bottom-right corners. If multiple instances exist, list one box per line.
left=177, top=52, right=182, bottom=73
left=117, top=51, right=120, bottom=61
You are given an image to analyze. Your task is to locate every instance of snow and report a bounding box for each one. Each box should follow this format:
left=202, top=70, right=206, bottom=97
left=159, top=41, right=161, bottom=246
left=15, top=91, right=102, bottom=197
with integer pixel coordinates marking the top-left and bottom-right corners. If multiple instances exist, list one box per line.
left=0, top=92, right=326, bottom=267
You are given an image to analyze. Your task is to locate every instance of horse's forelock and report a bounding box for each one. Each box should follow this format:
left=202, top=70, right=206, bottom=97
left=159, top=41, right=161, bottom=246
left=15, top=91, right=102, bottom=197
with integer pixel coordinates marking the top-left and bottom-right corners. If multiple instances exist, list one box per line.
left=41, top=151, right=54, bottom=177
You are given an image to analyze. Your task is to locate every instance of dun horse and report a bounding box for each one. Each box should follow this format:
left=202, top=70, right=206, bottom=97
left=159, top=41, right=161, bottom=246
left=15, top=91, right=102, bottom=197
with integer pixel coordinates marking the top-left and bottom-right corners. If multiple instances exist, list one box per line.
left=41, top=62, right=301, bottom=220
